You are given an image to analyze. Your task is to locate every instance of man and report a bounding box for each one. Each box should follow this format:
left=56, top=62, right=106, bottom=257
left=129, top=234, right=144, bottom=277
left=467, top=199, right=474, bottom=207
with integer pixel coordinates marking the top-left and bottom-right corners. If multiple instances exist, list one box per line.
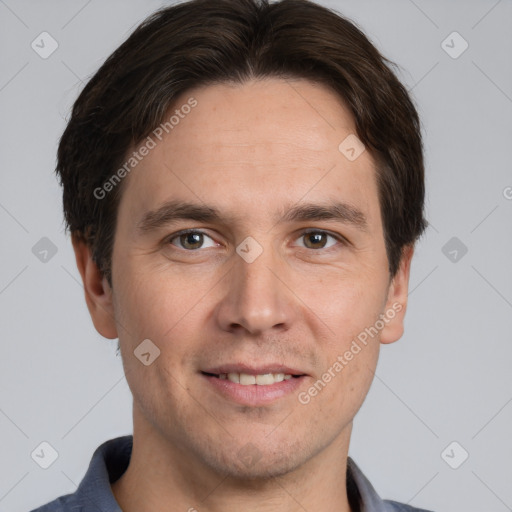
left=31, top=0, right=432, bottom=510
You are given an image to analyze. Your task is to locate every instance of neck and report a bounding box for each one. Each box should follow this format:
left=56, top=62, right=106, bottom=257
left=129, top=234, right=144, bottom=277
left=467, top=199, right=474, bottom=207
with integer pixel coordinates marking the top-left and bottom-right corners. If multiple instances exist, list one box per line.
left=111, top=408, right=354, bottom=512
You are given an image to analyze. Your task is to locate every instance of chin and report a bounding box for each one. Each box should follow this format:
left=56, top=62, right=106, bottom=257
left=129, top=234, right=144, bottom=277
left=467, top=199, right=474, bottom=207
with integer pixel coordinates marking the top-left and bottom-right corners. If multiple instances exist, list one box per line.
left=195, top=437, right=311, bottom=482
left=212, top=454, right=302, bottom=481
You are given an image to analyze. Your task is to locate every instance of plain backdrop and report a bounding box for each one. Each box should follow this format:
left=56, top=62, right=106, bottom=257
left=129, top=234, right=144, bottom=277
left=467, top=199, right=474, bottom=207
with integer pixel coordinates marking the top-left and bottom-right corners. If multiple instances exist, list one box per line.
left=1, top=1, right=511, bottom=511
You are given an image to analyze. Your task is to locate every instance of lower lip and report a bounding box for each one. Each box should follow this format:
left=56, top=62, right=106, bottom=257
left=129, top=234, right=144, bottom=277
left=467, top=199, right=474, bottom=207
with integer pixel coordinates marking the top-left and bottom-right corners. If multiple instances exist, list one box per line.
left=201, top=373, right=306, bottom=406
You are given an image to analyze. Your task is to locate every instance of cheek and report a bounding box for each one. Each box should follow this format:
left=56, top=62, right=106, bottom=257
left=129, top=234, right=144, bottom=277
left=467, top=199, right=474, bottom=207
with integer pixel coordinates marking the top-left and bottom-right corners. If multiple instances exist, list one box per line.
left=301, top=271, right=384, bottom=402
left=302, top=268, right=387, bottom=339
left=310, top=332, right=379, bottom=425
left=113, top=267, right=201, bottom=422
left=113, top=255, right=202, bottom=343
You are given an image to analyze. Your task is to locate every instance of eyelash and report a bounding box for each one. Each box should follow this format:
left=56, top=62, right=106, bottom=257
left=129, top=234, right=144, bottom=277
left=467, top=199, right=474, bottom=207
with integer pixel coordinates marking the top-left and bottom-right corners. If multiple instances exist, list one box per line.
left=165, top=228, right=347, bottom=252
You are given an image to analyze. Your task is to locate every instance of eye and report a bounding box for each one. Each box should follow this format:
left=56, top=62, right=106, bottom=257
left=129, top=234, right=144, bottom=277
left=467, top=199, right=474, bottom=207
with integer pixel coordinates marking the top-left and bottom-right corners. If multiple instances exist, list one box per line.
left=167, top=230, right=218, bottom=250
left=294, top=230, right=342, bottom=250
left=165, top=228, right=344, bottom=252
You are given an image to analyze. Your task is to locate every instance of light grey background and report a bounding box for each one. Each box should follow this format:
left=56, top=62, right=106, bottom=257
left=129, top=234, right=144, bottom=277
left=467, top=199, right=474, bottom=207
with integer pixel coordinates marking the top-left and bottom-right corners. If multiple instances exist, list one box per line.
left=1, top=1, right=511, bottom=511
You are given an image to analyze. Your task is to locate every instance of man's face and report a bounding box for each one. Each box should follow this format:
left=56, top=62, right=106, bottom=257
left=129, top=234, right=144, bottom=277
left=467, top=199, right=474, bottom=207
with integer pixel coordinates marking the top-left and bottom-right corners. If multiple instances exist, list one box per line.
left=89, top=78, right=411, bottom=478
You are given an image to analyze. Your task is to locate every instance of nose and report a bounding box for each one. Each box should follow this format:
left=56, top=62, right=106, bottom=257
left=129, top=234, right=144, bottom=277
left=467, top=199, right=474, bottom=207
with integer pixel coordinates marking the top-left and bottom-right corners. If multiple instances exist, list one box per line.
left=215, top=240, right=297, bottom=336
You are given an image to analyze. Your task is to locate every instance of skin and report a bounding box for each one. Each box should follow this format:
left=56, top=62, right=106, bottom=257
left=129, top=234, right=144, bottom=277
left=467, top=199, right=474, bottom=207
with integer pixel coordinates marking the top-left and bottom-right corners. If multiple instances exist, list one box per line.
left=73, top=77, right=414, bottom=512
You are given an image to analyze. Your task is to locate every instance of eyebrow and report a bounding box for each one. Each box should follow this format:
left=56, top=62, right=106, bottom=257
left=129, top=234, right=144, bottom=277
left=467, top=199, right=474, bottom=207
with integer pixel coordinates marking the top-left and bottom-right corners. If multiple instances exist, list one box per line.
left=136, top=199, right=368, bottom=235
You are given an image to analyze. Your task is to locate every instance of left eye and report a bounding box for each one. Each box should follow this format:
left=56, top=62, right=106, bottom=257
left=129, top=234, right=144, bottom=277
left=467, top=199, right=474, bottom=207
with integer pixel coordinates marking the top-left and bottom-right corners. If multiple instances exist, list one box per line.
left=294, top=230, right=340, bottom=250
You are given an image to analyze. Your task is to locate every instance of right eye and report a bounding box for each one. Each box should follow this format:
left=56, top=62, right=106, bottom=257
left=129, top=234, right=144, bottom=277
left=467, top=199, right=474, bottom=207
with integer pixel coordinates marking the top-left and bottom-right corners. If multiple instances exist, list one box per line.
left=167, top=229, right=218, bottom=251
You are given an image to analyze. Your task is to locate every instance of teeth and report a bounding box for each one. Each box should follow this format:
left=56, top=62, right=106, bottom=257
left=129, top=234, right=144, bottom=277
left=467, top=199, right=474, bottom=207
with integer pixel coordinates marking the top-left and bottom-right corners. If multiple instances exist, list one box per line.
left=240, top=374, right=256, bottom=385
left=256, top=374, right=273, bottom=385
left=227, top=373, right=240, bottom=383
left=222, top=372, right=294, bottom=385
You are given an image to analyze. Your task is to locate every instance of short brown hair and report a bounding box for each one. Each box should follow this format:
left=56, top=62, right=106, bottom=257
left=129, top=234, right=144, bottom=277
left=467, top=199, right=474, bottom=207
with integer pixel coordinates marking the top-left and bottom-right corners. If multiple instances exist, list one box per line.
left=56, top=0, right=427, bottom=287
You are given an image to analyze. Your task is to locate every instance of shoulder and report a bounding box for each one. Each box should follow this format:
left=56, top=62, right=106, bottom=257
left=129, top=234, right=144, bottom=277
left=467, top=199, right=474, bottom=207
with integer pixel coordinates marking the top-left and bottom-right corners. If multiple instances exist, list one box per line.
left=28, top=494, right=80, bottom=512
left=383, top=499, right=436, bottom=512
left=28, top=435, right=132, bottom=512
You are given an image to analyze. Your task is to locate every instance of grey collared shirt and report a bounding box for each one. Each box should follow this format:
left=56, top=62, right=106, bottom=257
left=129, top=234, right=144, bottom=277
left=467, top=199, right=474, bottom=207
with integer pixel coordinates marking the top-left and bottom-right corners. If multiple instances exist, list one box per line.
left=29, top=436, right=434, bottom=512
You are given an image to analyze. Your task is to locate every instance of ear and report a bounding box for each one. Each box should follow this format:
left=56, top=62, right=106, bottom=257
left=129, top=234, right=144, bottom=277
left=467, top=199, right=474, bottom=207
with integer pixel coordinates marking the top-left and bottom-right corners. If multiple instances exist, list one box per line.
left=380, top=245, right=414, bottom=345
left=72, top=234, right=118, bottom=339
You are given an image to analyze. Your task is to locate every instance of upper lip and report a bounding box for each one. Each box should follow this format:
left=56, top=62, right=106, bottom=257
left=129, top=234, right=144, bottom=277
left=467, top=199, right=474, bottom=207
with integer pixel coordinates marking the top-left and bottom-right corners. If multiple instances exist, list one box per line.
left=201, top=363, right=306, bottom=376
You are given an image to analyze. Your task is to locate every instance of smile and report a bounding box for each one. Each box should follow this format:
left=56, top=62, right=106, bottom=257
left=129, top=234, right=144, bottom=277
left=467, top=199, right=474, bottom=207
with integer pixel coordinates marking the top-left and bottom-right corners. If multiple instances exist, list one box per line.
left=201, top=371, right=307, bottom=406
left=203, top=371, right=298, bottom=385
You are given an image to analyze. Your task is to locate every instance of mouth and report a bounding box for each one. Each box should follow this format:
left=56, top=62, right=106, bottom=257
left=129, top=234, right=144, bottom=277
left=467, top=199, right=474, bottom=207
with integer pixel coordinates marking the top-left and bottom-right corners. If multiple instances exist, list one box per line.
left=201, top=371, right=303, bottom=385
left=200, top=365, right=308, bottom=406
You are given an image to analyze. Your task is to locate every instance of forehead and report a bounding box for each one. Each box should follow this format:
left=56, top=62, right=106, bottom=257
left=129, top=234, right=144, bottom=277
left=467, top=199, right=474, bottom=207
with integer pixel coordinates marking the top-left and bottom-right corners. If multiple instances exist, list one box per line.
left=160, top=78, right=357, bottom=166
left=118, top=78, right=380, bottom=230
